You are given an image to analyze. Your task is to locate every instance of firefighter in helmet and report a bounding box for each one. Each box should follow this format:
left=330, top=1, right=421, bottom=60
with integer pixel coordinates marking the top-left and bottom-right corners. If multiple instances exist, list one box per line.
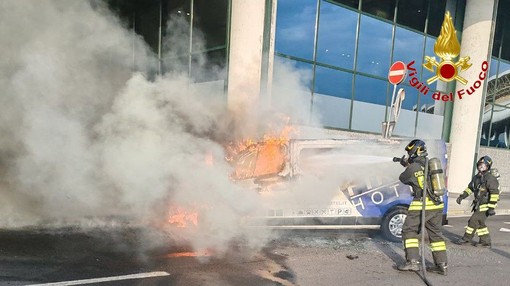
left=396, top=139, right=448, bottom=275
left=456, top=155, right=500, bottom=248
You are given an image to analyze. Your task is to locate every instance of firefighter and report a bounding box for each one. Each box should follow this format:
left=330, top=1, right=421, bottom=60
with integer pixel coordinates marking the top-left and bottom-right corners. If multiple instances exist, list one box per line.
left=456, top=155, right=499, bottom=248
left=396, top=139, right=448, bottom=275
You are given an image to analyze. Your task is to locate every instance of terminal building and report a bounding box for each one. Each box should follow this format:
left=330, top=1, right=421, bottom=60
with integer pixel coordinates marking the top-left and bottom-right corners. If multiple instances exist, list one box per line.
left=105, top=0, right=510, bottom=194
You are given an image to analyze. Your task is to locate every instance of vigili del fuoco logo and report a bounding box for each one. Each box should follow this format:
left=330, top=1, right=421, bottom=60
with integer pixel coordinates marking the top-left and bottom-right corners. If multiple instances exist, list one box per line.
left=404, top=11, right=488, bottom=102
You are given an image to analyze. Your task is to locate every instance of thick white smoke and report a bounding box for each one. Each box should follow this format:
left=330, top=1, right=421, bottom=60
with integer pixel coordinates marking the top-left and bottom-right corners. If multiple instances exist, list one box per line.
left=0, top=0, right=278, bottom=256
left=0, top=0, right=426, bottom=259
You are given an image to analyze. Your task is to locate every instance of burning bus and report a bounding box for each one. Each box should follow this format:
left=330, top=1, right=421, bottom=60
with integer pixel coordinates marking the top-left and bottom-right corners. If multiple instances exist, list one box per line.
left=227, top=137, right=449, bottom=242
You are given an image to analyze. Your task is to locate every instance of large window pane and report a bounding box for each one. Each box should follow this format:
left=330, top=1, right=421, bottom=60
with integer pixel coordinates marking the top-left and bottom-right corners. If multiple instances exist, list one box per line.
left=489, top=57, right=499, bottom=78
left=494, top=60, right=510, bottom=104
left=163, top=0, right=191, bottom=58
left=329, top=0, right=359, bottom=9
left=486, top=58, right=499, bottom=104
left=190, top=49, right=226, bottom=82
left=361, top=0, right=396, bottom=21
left=193, top=0, right=228, bottom=50
left=417, top=90, right=434, bottom=114
left=316, top=1, right=357, bottom=69
left=396, top=0, right=427, bottom=32
left=273, top=56, right=313, bottom=94
left=275, top=0, right=317, bottom=60
left=105, top=0, right=136, bottom=28
left=393, top=108, right=416, bottom=138
left=273, top=57, right=314, bottom=125
left=400, top=85, right=419, bottom=111
left=356, top=15, right=392, bottom=77
left=416, top=111, right=443, bottom=139
left=487, top=105, right=510, bottom=148
left=311, top=94, right=351, bottom=129
left=314, top=66, right=353, bottom=99
left=482, top=57, right=510, bottom=148
left=426, top=0, right=446, bottom=37
left=353, top=75, right=388, bottom=105
left=497, top=0, right=510, bottom=61
left=480, top=104, right=494, bottom=147
left=422, top=36, right=437, bottom=85
left=312, top=65, right=352, bottom=133
left=134, top=0, right=160, bottom=54
left=162, top=55, right=188, bottom=74
left=393, top=27, right=425, bottom=80
left=351, top=100, right=385, bottom=133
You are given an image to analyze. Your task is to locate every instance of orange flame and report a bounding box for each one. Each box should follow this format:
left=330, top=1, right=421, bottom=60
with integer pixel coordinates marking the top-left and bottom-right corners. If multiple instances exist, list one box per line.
left=166, top=250, right=212, bottom=258
left=226, top=118, right=298, bottom=180
left=168, top=207, right=199, bottom=228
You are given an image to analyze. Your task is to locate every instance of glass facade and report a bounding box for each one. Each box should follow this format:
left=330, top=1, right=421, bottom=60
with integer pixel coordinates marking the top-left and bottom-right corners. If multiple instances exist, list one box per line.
left=103, top=0, right=510, bottom=146
left=104, top=0, right=229, bottom=83
left=481, top=0, right=510, bottom=149
left=274, top=0, right=447, bottom=138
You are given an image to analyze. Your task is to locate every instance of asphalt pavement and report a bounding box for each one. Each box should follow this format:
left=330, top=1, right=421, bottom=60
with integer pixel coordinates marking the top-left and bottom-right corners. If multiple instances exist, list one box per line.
left=273, top=215, right=510, bottom=286
left=1, top=215, right=510, bottom=286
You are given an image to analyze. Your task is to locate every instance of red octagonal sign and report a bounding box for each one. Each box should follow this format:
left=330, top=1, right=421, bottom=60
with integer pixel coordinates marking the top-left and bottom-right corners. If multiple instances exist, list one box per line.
left=388, top=61, right=407, bottom=85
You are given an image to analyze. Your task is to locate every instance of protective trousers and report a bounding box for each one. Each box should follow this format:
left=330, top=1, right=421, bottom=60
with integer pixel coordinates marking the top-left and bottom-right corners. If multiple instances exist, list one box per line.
left=402, top=208, right=447, bottom=264
left=462, top=210, right=490, bottom=244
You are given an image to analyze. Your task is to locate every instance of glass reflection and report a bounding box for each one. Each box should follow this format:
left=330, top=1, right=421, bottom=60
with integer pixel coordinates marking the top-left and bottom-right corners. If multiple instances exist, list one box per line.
left=330, top=0, right=359, bottom=9
left=481, top=59, right=510, bottom=148
left=314, top=66, right=353, bottom=99
left=489, top=57, right=499, bottom=78
left=417, top=92, right=434, bottom=114
left=392, top=86, right=417, bottom=137
left=316, top=1, right=357, bottom=69
left=193, top=0, right=228, bottom=50
left=400, top=85, right=419, bottom=112
left=273, top=56, right=314, bottom=91
left=354, top=75, right=388, bottom=105
left=393, top=27, right=425, bottom=80
left=483, top=104, right=510, bottom=148
left=426, top=0, right=446, bottom=37
left=163, top=0, right=191, bottom=59
left=361, top=0, right=396, bottom=21
left=275, top=0, right=317, bottom=60
left=396, top=0, right=427, bottom=32
left=422, top=36, right=436, bottom=83
left=356, top=15, right=392, bottom=77
left=191, top=49, right=226, bottom=82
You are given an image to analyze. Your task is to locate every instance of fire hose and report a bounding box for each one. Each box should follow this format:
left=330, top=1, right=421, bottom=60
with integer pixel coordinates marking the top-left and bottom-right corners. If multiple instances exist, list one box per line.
left=420, top=157, right=433, bottom=286
left=393, top=156, right=436, bottom=286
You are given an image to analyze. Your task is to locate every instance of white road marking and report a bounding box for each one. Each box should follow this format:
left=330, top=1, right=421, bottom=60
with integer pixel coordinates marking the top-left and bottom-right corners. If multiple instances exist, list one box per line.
left=499, top=227, right=510, bottom=232
left=504, top=222, right=510, bottom=225
left=27, top=271, right=170, bottom=286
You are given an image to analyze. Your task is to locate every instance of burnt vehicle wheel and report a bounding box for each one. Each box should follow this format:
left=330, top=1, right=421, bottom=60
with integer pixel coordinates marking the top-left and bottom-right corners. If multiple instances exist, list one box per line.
left=381, top=206, right=407, bottom=242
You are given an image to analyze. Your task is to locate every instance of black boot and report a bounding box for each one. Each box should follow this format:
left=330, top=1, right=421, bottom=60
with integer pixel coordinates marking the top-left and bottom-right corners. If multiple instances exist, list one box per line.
left=397, top=260, right=421, bottom=271
left=476, top=242, right=492, bottom=248
left=426, top=263, right=447, bottom=275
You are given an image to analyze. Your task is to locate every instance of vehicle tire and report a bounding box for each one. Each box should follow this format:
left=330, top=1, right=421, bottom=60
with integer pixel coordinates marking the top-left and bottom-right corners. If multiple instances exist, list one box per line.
left=381, top=206, right=407, bottom=242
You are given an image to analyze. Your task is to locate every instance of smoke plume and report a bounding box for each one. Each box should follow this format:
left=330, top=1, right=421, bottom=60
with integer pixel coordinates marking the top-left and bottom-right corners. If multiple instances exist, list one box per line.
left=0, top=0, right=323, bottom=257
left=0, top=0, right=426, bottom=258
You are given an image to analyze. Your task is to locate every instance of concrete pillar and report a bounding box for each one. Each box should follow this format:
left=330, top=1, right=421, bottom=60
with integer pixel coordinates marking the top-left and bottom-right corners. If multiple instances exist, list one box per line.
left=447, top=0, right=496, bottom=194
left=227, top=0, right=267, bottom=113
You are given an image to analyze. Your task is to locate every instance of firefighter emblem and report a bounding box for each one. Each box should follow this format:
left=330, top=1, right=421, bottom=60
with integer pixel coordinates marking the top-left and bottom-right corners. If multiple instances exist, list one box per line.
left=423, top=11, right=471, bottom=85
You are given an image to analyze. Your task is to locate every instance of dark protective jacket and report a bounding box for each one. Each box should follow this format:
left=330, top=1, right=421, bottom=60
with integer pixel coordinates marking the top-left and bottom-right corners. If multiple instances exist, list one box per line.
left=399, top=156, right=444, bottom=211
left=460, top=172, right=500, bottom=212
